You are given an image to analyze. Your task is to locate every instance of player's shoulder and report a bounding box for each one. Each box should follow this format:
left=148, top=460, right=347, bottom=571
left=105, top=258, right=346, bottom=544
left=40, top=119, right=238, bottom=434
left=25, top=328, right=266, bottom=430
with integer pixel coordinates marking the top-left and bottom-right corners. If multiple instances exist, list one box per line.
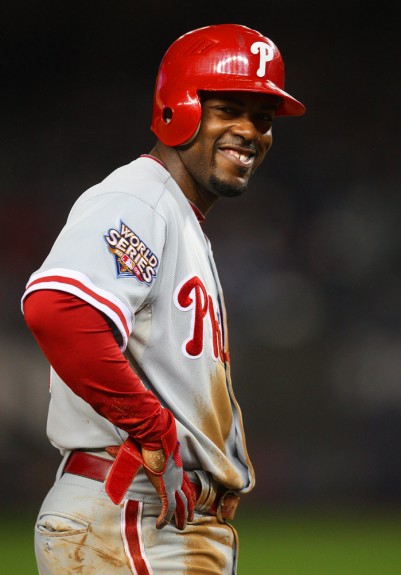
left=66, top=155, right=191, bottom=232
left=79, top=155, right=171, bottom=210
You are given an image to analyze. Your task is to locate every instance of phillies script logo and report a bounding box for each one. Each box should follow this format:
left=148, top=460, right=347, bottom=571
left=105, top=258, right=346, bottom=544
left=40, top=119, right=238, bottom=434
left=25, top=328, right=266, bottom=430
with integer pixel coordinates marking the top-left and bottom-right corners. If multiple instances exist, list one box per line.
left=174, top=275, right=225, bottom=362
left=104, top=222, right=159, bottom=284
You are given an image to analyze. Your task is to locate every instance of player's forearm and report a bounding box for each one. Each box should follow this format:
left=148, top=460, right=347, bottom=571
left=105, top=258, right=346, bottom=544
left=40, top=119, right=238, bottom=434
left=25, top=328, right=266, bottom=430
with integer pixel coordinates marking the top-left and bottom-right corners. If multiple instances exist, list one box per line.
left=23, top=289, right=167, bottom=449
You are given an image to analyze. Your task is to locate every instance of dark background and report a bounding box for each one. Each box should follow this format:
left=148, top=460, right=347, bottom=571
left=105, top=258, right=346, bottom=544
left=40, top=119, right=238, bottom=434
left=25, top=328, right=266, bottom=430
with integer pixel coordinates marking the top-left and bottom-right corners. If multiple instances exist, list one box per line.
left=1, top=0, right=400, bottom=514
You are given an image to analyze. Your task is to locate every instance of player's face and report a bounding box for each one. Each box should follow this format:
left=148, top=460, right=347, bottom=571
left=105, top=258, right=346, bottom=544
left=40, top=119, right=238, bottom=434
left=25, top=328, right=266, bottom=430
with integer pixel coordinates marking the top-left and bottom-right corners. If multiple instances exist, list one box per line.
left=177, top=91, right=279, bottom=201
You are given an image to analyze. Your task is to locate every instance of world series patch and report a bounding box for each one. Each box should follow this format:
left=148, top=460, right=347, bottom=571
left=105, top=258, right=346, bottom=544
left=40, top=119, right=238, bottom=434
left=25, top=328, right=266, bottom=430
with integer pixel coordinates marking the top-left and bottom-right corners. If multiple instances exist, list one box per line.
left=104, top=221, right=159, bottom=284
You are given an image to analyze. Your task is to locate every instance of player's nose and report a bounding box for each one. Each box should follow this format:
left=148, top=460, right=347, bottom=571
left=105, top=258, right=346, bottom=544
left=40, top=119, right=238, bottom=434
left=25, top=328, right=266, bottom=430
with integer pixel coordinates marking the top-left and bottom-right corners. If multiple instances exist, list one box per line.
left=230, top=114, right=268, bottom=144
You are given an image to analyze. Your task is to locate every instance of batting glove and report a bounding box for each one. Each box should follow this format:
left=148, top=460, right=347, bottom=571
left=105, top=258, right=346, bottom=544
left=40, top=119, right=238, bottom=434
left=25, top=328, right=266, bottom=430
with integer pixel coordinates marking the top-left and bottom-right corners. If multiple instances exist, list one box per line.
left=105, top=414, right=195, bottom=530
left=142, top=441, right=194, bottom=530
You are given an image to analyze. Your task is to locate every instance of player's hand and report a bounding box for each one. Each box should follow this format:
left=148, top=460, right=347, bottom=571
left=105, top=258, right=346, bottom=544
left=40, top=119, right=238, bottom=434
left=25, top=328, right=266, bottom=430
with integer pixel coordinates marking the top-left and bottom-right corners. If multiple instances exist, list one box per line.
left=142, top=442, right=195, bottom=530
left=105, top=410, right=195, bottom=530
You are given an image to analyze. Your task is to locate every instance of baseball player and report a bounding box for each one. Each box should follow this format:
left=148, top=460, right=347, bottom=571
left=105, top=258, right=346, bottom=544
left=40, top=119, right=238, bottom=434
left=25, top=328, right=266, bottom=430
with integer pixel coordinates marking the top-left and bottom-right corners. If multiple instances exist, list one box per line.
left=22, top=24, right=305, bottom=575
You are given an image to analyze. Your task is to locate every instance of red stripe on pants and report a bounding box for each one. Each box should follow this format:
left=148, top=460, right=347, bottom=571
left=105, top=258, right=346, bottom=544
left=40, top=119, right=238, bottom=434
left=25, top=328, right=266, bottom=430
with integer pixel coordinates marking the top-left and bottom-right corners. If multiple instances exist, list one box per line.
left=122, top=500, right=153, bottom=575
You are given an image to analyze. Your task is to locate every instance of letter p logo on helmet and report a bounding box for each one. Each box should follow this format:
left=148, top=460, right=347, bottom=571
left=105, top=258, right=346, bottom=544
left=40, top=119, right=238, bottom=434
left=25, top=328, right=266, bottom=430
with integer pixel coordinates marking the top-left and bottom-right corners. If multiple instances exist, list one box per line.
left=250, top=41, right=275, bottom=77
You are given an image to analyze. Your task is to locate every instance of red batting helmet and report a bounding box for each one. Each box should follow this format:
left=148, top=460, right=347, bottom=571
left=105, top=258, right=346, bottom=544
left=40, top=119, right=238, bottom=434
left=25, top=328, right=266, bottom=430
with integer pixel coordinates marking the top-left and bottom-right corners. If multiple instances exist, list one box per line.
left=151, top=24, right=305, bottom=147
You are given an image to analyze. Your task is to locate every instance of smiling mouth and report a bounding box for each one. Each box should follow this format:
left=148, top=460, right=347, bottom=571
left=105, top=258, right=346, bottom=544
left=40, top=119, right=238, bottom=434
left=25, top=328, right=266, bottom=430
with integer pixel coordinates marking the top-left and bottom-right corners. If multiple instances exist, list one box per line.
left=218, top=147, right=255, bottom=168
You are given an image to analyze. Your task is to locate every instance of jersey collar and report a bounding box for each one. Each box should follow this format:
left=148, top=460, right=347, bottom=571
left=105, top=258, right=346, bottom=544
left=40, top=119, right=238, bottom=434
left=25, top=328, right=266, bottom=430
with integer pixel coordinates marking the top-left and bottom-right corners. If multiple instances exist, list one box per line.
left=188, top=200, right=205, bottom=224
left=140, top=154, right=167, bottom=170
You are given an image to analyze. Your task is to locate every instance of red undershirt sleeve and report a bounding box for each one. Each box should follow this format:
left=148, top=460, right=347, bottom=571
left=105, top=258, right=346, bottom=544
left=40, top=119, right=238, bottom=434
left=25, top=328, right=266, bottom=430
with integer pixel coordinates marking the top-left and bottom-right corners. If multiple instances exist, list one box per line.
left=23, top=289, right=168, bottom=450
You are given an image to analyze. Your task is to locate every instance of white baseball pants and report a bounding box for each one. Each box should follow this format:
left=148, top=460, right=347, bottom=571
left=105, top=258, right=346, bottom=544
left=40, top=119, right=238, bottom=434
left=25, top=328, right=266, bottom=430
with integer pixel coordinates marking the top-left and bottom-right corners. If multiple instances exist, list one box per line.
left=34, top=469, right=239, bottom=574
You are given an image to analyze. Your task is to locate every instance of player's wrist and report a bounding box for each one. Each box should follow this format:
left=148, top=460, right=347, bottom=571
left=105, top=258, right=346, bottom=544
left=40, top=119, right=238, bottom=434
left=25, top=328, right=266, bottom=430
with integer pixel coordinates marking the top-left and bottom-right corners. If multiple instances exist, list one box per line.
left=160, top=409, right=178, bottom=456
left=134, top=406, right=175, bottom=451
left=138, top=409, right=178, bottom=474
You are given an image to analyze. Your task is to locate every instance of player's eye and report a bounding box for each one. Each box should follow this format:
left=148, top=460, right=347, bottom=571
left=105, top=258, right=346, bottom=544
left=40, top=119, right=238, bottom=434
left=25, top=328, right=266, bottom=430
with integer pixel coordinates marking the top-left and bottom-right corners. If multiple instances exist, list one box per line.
left=215, top=105, right=240, bottom=116
left=254, top=113, right=274, bottom=130
left=261, top=113, right=273, bottom=122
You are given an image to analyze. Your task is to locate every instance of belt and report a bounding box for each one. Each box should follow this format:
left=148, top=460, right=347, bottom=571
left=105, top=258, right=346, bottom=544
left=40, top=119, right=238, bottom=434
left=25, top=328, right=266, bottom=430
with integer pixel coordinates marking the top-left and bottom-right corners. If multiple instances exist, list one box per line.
left=64, top=451, right=240, bottom=522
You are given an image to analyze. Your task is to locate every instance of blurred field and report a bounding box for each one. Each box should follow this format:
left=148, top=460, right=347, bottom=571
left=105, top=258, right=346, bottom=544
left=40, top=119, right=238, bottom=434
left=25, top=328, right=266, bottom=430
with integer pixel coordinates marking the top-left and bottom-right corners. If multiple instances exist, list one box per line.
left=2, top=507, right=401, bottom=574
left=236, top=507, right=401, bottom=575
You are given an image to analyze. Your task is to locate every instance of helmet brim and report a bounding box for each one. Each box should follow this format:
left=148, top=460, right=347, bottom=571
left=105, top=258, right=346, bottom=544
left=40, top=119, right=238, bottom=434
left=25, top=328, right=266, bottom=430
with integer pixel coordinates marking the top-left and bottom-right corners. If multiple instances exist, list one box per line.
left=197, top=76, right=305, bottom=117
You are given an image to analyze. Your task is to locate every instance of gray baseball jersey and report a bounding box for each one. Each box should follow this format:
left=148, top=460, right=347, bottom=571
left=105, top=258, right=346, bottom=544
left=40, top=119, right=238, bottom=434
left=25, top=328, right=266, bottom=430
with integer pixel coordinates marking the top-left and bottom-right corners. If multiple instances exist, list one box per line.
left=23, top=155, right=255, bottom=495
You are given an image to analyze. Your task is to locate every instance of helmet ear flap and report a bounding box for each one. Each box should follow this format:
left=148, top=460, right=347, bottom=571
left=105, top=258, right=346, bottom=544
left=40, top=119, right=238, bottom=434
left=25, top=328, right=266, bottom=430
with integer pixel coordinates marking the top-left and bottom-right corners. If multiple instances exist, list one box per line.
left=177, top=120, right=201, bottom=148
left=152, top=89, right=202, bottom=147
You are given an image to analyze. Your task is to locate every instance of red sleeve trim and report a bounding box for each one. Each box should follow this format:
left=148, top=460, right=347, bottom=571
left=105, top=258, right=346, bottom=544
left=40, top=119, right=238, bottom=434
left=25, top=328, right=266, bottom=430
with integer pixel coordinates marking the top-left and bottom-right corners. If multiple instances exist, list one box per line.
left=27, top=274, right=130, bottom=338
left=22, top=268, right=133, bottom=350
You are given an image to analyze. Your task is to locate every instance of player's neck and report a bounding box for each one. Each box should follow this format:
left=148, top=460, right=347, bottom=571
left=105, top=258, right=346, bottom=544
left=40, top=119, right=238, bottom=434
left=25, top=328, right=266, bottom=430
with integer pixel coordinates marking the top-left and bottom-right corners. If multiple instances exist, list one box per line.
left=148, top=144, right=217, bottom=217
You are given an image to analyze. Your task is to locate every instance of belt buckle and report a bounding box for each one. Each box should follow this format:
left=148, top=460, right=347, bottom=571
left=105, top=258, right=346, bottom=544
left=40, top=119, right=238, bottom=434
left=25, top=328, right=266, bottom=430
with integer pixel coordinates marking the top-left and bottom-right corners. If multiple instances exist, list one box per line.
left=216, top=490, right=240, bottom=523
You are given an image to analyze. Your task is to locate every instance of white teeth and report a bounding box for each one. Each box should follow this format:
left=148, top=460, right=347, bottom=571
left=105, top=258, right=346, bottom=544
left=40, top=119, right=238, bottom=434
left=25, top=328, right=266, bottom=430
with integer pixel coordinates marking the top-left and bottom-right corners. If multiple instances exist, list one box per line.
left=227, top=150, right=251, bottom=163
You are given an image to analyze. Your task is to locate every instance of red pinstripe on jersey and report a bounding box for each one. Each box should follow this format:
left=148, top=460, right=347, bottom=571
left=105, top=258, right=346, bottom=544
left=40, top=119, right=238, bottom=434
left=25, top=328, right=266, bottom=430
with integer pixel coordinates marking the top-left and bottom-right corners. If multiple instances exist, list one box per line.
left=122, top=500, right=154, bottom=575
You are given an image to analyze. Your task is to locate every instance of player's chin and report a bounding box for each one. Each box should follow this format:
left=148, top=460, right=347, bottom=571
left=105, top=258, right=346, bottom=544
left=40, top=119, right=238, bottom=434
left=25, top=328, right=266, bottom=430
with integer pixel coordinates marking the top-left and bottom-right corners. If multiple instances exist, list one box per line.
left=209, top=173, right=248, bottom=198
